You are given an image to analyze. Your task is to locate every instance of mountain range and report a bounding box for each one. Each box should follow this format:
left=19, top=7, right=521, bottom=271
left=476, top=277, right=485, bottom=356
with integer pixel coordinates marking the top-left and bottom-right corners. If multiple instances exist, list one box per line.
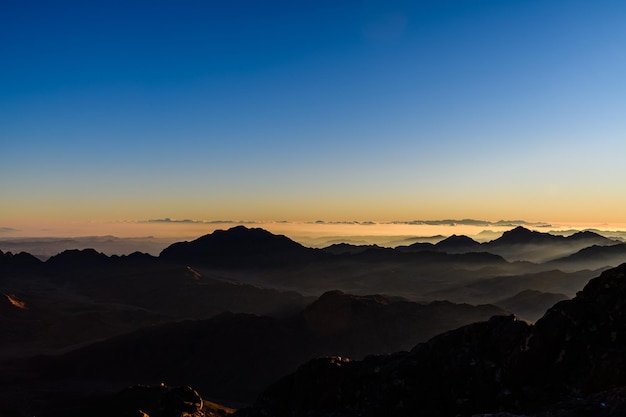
left=396, top=226, right=619, bottom=263
left=2, top=225, right=626, bottom=416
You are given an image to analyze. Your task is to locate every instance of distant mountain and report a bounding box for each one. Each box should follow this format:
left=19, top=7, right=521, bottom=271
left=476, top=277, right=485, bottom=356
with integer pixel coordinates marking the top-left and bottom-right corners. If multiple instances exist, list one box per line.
left=434, top=234, right=481, bottom=253
left=394, top=241, right=436, bottom=253
left=28, top=291, right=507, bottom=405
left=46, top=248, right=120, bottom=269
left=489, top=226, right=560, bottom=245
left=482, top=226, right=620, bottom=262
left=568, top=230, right=618, bottom=243
left=160, top=226, right=325, bottom=267
left=426, top=269, right=598, bottom=306
left=494, top=289, right=569, bottom=322
left=348, top=247, right=506, bottom=264
left=321, top=243, right=383, bottom=255
left=0, top=236, right=176, bottom=260
left=0, top=250, right=42, bottom=267
left=547, top=243, right=626, bottom=271
left=394, top=227, right=618, bottom=263
left=237, top=263, right=626, bottom=417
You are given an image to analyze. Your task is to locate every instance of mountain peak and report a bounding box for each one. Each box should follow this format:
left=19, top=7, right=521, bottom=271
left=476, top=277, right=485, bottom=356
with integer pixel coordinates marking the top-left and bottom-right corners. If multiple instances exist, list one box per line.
left=568, top=230, right=616, bottom=244
left=491, top=226, right=556, bottom=245
left=0, top=250, right=42, bottom=266
left=160, top=226, right=323, bottom=267
left=435, top=234, right=481, bottom=253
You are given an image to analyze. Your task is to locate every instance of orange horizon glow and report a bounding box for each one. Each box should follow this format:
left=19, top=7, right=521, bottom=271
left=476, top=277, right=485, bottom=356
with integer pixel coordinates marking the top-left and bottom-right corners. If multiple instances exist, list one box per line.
left=3, top=218, right=626, bottom=241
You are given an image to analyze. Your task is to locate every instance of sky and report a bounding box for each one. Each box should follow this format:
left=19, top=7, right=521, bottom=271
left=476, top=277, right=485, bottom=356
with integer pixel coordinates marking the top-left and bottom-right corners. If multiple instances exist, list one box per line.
left=2, top=0, right=626, bottom=237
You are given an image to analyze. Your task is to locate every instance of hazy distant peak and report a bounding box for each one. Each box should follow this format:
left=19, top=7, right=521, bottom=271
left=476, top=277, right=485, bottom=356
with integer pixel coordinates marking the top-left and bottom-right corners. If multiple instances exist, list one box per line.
left=547, top=242, right=626, bottom=270
left=568, top=230, right=616, bottom=243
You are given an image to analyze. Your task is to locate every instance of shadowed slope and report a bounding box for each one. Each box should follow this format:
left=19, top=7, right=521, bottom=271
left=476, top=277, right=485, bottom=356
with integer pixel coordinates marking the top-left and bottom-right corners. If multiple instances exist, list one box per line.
left=0, top=249, right=308, bottom=357
left=237, top=263, right=626, bottom=417
left=494, top=289, right=570, bottom=322
left=24, top=292, right=507, bottom=406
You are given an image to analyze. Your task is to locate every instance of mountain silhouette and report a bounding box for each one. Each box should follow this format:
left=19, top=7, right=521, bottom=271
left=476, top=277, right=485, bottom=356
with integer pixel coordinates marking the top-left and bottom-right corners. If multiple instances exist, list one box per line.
left=482, top=226, right=620, bottom=262
left=160, top=225, right=325, bottom=267
left=567, top=230, right=617, bottom=243
left=434, top=234, right=481, bottom=253
left=395, top=241, right=437, bottom=252
left=490, top=226, right=558, bottom=245
left=547, top=243, right=626, bottom=271
left=46, top=248, right=114, bottom=269
left=0, top=249, right=42, bottom=267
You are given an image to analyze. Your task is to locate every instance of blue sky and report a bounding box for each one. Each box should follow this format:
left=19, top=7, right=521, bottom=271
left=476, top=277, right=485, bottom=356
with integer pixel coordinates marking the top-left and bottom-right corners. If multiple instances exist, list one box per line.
left=2, top=0, right=626, bottom=229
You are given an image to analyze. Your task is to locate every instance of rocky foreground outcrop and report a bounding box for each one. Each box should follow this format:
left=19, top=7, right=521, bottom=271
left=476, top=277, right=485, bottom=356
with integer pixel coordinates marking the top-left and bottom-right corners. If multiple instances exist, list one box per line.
left=65, top=384, right=234, bottom=417
left=235, top=263, right=626, bottom=417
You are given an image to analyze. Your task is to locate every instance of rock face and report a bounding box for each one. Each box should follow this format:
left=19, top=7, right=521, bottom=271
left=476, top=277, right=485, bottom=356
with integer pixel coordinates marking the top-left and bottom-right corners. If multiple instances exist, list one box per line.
left=510, top=264, right=626, bottom=402
left=237, top=263, right=626, bottom=417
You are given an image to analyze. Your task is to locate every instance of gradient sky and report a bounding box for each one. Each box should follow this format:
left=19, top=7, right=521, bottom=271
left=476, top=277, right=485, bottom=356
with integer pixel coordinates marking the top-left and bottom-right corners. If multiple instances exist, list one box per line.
left=2, top=0, right=626, bottom=234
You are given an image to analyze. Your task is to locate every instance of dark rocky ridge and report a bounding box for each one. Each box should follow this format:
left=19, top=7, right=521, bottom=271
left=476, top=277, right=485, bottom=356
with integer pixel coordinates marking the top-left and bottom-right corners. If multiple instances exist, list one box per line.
left=236, top=263, right=626, bottom=417
left=0, top=249, right=43, bottom=265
